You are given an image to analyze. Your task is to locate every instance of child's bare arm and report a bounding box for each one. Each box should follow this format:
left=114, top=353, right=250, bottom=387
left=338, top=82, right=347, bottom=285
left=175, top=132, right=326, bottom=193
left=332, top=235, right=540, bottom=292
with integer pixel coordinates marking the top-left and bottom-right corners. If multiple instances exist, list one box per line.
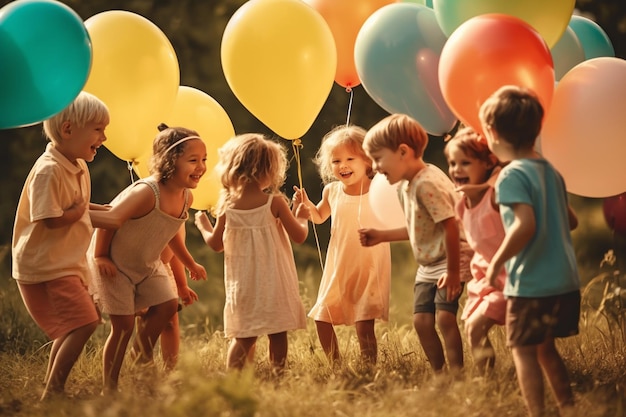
left=44, top=196, right=87, bottom=229
left=169, top=225, right=207, bottom=281
left=486, top=203, right=535, bottom=288
left=93, top=228, right=117, bottom=277
left=567, top=205, right=578, bottom=230
left=169, top=254, right=198, bottom=306
left=358, top=227, right=409, bottom=246
left=438, top=217, right=462, bottom=302
left=274, top=196, right=309, bottom=244
left=194, top=211, right=225, bottom=252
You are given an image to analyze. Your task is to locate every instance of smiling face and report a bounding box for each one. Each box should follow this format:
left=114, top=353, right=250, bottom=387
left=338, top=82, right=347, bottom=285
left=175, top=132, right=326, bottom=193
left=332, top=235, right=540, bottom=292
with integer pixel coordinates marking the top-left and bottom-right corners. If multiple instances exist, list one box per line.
left=60, top=118, right=109, bottom=163
left=330, top=143, right=370, bottom=191
left=367, top=146, right=406, bottom=185
left=171, top=139, right=207, bottom=189
left=446, top=142, right=492, bottom=187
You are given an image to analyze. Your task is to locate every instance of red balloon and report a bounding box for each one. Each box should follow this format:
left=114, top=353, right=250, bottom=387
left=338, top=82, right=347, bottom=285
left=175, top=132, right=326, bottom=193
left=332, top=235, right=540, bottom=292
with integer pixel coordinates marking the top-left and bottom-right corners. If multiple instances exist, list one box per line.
left=603, top=193, right=626, bottom=236
left=438, top=13, right=554, bottom=135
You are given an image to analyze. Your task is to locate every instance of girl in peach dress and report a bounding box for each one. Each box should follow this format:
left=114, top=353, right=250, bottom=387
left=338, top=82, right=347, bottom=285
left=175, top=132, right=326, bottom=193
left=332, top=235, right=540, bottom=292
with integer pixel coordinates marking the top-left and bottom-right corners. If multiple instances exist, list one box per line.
left=294, top=125, right=391, bottom=365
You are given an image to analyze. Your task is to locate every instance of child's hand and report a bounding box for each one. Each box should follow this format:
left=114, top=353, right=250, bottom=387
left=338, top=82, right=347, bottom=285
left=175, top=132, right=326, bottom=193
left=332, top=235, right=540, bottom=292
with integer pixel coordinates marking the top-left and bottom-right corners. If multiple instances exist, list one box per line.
left=486, top=263, right=504, bottom=291
left=358, top=228, right=382, bottom=247
left=437, top=272, right=462, bottom=302
left=188, top=262, right=207, bottom=281
left=94, top=256, right=117, bottom=277
left=294, top=202, right=310, bottom=220
left=194, top=211, right=214, bottom=233
left=292, top=186, right=310, bottom=206
left=178, top=285, right=199, bottom=306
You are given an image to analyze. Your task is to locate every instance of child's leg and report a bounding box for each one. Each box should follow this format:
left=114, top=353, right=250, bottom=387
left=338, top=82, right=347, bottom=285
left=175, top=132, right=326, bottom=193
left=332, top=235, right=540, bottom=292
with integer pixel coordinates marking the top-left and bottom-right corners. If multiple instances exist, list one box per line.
left=103, top=314, right=136, bottom=393
left=355, top=319, right=377, bottom=364
left=413, top=312, right=445, bottom=371
left=42, top=320, right=99, bottom=400
left=537, top=338, right=575, bottom=413
left=159, top=312, right=180, bottom=371
left=133, top=299, right=178, bottom=364
left=436, top=310, right=464, bottom=371
left=315, top=320, right=340, bottom=363
left=465, top=314, right=497, bottom=374
left=268, top=331, right=288, bottom=371
left=44, top=336, right=66, bottom=384
left=512, top=345, right=545, bottom=417
left=227, top=336, right=257, bottom=369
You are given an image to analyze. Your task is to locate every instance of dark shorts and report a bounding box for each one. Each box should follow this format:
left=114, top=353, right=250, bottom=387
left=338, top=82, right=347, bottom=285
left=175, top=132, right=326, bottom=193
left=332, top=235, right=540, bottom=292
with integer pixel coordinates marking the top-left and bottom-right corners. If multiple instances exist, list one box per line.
left=413, top=281, right=464, bottom=315
left=506, top=290, right=580, bottom=347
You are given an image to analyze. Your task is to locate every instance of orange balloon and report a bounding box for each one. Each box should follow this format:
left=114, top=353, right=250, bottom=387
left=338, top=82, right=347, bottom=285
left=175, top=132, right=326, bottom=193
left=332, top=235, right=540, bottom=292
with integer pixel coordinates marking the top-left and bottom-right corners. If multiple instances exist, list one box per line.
left=439, top=14, right=554, bottom=135
left=303, top=0, right=397, bottom=89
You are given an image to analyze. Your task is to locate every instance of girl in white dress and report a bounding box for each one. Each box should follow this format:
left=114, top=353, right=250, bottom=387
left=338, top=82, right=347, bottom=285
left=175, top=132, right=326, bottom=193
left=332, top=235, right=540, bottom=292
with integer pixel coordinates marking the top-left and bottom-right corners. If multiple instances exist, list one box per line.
left=194, top=133, right=310, bottom=371
left=293, top=125, right=391, bottom=364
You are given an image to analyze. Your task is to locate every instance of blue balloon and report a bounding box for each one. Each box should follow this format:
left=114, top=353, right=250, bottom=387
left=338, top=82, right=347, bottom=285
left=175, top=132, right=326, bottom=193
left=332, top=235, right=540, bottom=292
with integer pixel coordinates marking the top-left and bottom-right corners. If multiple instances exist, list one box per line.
left=354, top=3, right=456, bottom=136
left=0, top=0, right=91, bottom=129
left=568, top=15, right=614, bottom=60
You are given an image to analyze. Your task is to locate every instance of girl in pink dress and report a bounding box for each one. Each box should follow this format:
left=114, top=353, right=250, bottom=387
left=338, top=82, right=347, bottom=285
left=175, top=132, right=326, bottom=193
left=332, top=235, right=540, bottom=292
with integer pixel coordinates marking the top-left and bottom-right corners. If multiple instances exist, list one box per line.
left=194, top=133, right=310, bottom=372
left=444, top=127, right=506, bottom=374
left=293, top=125, right=391, bottom=365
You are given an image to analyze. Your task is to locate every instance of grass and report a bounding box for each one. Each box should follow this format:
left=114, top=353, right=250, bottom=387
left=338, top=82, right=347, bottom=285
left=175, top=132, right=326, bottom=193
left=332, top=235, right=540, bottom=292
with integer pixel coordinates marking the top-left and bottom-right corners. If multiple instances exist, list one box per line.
left=1, top=244, right=625, bottom=416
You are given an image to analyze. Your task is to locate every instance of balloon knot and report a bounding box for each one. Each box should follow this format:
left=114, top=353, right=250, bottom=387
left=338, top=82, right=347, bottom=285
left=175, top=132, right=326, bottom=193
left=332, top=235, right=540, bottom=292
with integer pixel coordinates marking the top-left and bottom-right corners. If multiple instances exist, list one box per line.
left=345, top=86, right=352, bottom=93
left=292, top=138, right=303, bottom=148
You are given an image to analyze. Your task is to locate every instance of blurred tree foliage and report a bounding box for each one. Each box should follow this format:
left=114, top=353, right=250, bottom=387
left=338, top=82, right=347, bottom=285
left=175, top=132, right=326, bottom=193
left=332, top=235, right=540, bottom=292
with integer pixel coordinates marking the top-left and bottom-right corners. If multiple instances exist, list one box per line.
left=0, top=0, right=624, bottom=263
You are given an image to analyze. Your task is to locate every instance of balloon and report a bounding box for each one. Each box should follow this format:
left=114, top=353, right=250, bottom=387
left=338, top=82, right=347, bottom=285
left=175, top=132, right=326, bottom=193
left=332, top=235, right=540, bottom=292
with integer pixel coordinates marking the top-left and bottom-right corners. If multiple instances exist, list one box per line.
left=84, top=11, right=180, bottom=161
left=403, top=0, right=433, bottom=7
left=550, top=27, right=585, bottom=81
left=166, top=86, right=234, bottom=210
left=369, top=173, right=406, bottom=229
left=541, top=57, right=626, bottom=198
left=0, top=0, right=91, bottom=129
left=438, top=14, right=554, bottom=135
left=603, top=193, right=626, bottom=237
left=433, top=0, right=574, bottom=48
left=568, top=15, right=615, bottom=60
left=133, top=86, right=235, bottom=210
left=302, top=0, right=396, bottom=89
left=221, top=0, right=336, bottom=139
left=355, top=3, right=457, bottom=136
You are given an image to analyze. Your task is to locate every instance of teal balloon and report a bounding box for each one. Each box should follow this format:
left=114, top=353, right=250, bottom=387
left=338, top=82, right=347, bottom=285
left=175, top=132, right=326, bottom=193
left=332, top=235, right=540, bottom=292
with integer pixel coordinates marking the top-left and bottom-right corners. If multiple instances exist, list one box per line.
left=403, top=0, right=433, bottom=7
left=568, top=15, right=614, bottom=60
left=550, top=27, right=585, bottom=81
left=0, top=0, right=91, bottom=129
left=354, top=3, right=456, bottom=136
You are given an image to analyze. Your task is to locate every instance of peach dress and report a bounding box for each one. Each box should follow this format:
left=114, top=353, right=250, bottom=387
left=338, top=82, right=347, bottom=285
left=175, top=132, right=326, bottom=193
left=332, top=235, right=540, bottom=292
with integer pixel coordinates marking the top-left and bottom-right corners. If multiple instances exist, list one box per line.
left=309, top=182, right=391, bottom=325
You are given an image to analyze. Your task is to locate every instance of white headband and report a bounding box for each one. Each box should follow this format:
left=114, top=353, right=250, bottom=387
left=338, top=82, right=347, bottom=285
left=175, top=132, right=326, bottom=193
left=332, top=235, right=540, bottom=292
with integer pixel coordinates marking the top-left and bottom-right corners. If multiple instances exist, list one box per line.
left=163, top=135, right=202, bottom=154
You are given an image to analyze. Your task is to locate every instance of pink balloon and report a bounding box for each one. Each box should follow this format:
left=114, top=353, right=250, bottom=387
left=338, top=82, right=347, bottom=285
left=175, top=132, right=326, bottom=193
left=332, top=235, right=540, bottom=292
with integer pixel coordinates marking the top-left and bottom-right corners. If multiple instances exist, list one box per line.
left=541, top=57, right=626, bottom=198
left=369, top=174, right=406, bottom=229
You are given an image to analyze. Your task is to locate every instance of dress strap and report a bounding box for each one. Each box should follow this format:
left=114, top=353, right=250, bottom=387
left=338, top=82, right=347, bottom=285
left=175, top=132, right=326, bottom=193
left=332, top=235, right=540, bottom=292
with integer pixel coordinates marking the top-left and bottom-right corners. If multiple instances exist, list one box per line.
left=139, top=179, right=160, bottom=208
left=180, top=188, right=190, bottom=219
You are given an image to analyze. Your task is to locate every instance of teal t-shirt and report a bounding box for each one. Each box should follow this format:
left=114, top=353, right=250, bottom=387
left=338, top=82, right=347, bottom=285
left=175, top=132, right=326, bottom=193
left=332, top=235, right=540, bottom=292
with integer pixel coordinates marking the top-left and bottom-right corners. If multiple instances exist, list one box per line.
left=495, top=158, right=580, bottom=297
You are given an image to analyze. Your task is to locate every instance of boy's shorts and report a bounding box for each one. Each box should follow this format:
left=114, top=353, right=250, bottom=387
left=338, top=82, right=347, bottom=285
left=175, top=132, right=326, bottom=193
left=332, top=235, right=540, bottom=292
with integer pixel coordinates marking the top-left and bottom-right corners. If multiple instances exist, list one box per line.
left=18, top=276, right=100, bottom=340
left=506, top=290, right=580, bottom=347
left=413, top=281, right=464, bottom=315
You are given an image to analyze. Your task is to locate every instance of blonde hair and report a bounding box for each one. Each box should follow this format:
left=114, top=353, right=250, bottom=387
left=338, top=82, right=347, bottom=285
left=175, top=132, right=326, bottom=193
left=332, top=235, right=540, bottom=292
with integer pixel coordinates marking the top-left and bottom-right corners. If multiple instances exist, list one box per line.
left=313, top=125, right=373, bottom=184
left=43, top=91, right=109, bottom=143
left=478, top=85, right=544, bottom=151
left=444, top=127, right=500, bottom=181
left=150, top=123, right=201, bottom=183
left=363, top=114, right=428, bottom=157
left=215, top=133, right=288, bottom=215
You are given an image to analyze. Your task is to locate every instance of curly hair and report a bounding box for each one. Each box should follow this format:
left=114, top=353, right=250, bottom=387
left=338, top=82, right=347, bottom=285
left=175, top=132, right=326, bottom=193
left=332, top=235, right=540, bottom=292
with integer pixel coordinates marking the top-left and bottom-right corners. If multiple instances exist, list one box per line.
left=150, top=123, right=201, bottom=183
left=214, top=133, right=288, bottom=215
left=444, top=126, right=500, bottom=181
left=313, top=125, right=373, bottom=185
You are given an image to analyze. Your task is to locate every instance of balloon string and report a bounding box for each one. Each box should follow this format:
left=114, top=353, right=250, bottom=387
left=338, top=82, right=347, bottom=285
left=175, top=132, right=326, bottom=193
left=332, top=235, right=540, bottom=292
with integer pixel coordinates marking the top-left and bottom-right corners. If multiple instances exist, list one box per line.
left=346, top=87, right=354, bottom=126
left=291, top=139, right=324, bottom=271
left=127, top=160, right=136, bottom=184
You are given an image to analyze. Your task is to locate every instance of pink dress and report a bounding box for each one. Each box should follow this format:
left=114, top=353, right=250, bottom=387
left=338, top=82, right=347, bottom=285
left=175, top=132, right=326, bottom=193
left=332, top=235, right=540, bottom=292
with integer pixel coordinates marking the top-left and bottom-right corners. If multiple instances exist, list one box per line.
left=309, top=182, right=391, bottom=325
left=457, top=187, right=506, bottom=324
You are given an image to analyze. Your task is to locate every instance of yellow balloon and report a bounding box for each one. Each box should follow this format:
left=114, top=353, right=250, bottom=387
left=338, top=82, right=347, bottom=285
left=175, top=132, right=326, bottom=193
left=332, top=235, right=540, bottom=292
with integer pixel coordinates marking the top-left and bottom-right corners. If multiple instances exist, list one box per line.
left=221, top=0, right=336, bottom=139
left=131, top=151, right=151, bottom=179
left=165, top=86, right=235, bottom=210
left=433, top=0, right=575, bottom=48
left=84, top=11, right=180, bottom=161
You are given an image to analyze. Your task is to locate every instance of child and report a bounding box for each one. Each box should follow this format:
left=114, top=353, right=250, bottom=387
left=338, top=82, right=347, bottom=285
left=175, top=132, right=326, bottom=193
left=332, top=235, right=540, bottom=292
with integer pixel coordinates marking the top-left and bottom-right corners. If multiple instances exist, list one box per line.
left=444, top=127, right=506, bottom=374
left=358, top=114, right=472, bottom=373
left=136, top=245, right=198, bottom=371
left=292, top=125, right=391, bottom=365
left=194, top=133, right=309, bottom=372
left=480, top=85, right=580, bottom=417
left=89, top=124, right=207, bottom=393
left=11, top=91, right=109, bottom=399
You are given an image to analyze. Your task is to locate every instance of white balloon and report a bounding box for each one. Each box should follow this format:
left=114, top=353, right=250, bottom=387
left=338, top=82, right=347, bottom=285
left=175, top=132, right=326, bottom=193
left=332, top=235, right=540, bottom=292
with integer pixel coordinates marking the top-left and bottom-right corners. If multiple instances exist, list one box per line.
left=369, top=173, right=406, bottom=229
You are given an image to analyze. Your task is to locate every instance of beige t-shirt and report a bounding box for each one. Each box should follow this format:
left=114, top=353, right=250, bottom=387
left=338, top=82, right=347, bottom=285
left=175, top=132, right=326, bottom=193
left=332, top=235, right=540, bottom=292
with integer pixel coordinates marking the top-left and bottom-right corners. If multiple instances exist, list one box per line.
left=12, top=143, right=93, bottom=283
